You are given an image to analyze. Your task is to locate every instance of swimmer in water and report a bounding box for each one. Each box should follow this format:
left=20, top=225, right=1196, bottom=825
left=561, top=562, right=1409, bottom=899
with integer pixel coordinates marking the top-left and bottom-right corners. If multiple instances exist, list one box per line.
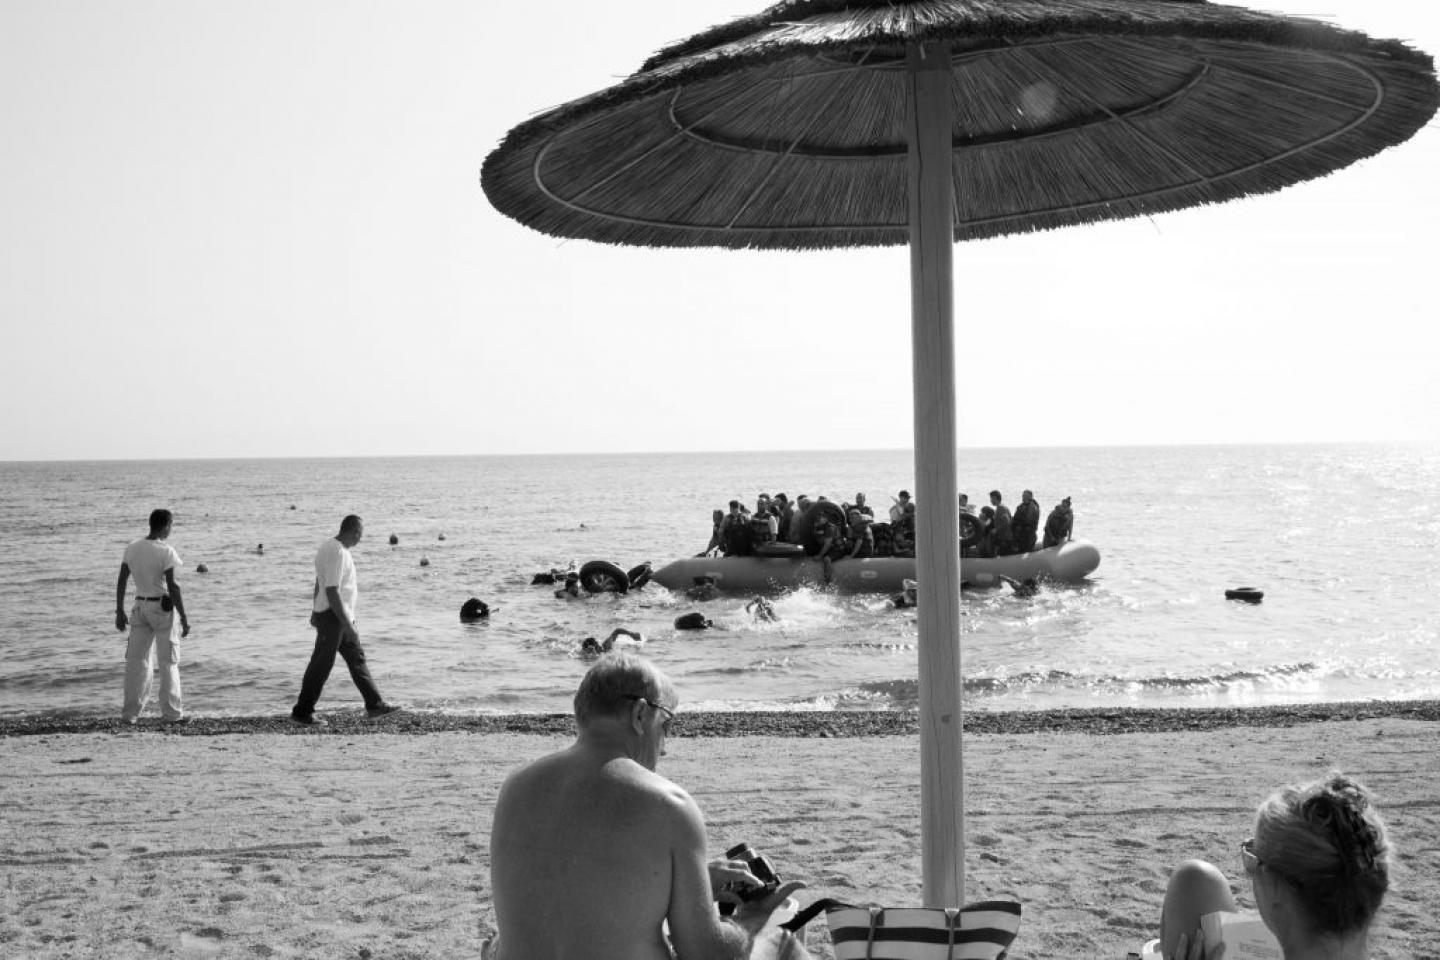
left=554, top=572, right=584, bottom=600
left=674, top=612, right=713, bottom=631
left=891, top=578, right=919, bottom=609
left=578, top=627, right=645, bottom=658
left=745, top=597, right=777, bottom=622
left=997, top=575, right=1039, bottom=597
left=685, top=576, right=720, bottom=602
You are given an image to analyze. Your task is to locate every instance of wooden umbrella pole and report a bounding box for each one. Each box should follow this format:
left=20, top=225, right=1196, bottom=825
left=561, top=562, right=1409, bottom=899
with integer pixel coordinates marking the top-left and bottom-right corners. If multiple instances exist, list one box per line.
left=905, top=40, right=964, bottom=908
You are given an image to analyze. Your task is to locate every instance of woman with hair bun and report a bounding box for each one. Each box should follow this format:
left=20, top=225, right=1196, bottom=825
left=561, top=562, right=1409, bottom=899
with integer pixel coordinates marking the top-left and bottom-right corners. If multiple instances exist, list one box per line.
left=1158, top=772, right=1391, bottom=960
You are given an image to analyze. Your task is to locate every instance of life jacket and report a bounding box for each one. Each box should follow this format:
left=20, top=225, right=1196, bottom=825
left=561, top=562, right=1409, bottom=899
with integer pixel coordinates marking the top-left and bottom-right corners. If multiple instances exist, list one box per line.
left=1044, top=508, right=1070, bottom=543
left=993, top=504, right=1013, bottom=529
left=724, top=514, right=751, bottom=554
left=750, top=512, right=776, bottom=544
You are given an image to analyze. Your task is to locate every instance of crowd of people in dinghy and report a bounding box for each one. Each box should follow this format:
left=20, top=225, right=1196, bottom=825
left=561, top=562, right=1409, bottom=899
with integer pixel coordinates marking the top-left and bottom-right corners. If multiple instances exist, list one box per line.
left=699, top=489, right=1075, bottom=562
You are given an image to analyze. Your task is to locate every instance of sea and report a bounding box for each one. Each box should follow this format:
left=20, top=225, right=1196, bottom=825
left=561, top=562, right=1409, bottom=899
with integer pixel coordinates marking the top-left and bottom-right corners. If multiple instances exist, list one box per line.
left=1, top=444, right=1437, bottom=719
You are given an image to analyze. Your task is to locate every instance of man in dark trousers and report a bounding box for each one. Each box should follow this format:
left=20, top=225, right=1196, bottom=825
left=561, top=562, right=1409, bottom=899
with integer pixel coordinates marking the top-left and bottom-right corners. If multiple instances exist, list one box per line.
left=292, top=514, right=398, bottom=726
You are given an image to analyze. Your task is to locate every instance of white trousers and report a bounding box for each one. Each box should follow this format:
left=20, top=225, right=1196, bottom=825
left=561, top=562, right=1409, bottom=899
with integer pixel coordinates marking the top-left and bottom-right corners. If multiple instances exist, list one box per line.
left=123, top=600, right=183, bottom=721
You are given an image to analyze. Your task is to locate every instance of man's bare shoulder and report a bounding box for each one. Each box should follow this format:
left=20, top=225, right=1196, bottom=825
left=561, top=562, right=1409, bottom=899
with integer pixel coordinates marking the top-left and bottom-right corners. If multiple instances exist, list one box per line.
left=598, top=755, right=697, bottom=811
left=501, top=747, right=697, bottom=824
left=507, top=744, right=685, bottom=792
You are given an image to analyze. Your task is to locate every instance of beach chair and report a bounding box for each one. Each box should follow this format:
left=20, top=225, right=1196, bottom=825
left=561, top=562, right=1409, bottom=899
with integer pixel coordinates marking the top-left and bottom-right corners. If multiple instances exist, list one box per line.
left=480, top=897, right=810, bottom=960
left=781, top=899, right=1022, bottom=960
left=482, top=899, right=1021, bottom=960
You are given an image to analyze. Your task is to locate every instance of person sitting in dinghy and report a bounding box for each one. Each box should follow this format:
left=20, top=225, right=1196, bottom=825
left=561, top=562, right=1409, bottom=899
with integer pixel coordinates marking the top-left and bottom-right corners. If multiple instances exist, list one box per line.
left=989, top=490, right=1018, bottom=556
left=1013, top=489, right=1041, bottom=553
left=891, top=502, right=916, bottom=557
left=814, top=513, right=850, bottom=584
left=974, top=507, right=996, bottom=558
left=1043, top=497, right=1074, bottom=548
left=698, top=509, right=725, bottom=557
left=720, top=500, right=753, bottom=557
left=844, top=510, right=874, bottom=560
left=749, top=498, right=778, bottom=552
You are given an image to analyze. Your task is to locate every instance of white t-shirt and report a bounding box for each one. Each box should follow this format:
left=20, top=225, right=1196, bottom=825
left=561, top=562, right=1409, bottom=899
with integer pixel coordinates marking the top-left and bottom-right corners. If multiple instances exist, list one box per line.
left=314, top=538, right=358, bottom=619
left=123, top=538, right=182, bottom=597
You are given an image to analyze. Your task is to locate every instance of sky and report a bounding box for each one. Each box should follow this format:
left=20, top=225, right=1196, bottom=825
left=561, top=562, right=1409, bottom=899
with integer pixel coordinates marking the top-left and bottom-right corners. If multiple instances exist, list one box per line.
left=1, top=0, right=1436, bottom=461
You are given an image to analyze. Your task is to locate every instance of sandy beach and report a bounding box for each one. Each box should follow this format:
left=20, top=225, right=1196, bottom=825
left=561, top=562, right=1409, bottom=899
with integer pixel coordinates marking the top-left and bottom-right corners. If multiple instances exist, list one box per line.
left=3, top=707, right=1438, bottom=960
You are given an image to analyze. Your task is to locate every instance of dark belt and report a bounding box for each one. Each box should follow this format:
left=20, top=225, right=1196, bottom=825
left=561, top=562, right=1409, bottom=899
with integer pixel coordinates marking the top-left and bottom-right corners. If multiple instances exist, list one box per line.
left=136, top=596, right=164, bottom=602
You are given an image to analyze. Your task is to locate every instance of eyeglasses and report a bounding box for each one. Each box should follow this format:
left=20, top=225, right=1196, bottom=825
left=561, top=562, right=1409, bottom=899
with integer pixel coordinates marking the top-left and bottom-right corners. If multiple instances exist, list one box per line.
left=624, top=694, right=675, bottom=732
left=1239, top=838, right=1263, bottom=874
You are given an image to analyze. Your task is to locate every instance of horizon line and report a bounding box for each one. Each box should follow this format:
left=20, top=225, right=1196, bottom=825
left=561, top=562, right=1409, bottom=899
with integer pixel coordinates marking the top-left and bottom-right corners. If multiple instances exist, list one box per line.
left=1, top=438, right=1430, bottom=466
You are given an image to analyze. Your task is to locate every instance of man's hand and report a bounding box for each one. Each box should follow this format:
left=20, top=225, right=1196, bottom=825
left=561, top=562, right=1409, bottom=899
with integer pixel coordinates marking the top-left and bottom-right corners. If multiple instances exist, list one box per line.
left=180, top=619, right=191, bottom=639
left=708, top=858, right=761, bottom=907
left=730, top=880, right=808, bottom=935
left=115, top=610, right=128, bottom=632
left=1174, top=929, right=1213, bottom=960
left=341, top=625, right=359, bottom=644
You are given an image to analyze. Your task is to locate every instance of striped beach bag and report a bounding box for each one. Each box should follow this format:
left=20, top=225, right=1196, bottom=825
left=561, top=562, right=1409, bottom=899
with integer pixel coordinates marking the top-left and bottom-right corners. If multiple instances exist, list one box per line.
left=782, top=900, right=1021, bottom=960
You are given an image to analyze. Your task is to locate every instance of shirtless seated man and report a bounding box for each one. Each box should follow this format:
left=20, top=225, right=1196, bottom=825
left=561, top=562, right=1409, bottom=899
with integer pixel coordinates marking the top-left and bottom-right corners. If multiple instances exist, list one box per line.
left=490, top=653, right=807, bottom=960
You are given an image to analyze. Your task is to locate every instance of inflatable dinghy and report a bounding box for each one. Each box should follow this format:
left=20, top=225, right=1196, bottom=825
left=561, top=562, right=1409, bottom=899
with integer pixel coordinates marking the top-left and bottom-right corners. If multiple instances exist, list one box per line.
left=651, top=539, right=1100, bottom=595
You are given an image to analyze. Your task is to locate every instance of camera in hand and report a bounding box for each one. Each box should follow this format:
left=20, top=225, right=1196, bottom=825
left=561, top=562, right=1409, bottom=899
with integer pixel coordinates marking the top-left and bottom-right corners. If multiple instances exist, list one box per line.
left=720, top=841, right=781, bottom=914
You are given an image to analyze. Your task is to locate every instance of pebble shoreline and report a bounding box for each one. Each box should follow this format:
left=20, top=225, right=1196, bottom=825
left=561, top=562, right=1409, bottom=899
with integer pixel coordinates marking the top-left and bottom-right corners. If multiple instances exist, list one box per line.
left=3, top=699, right=1438, bottom=738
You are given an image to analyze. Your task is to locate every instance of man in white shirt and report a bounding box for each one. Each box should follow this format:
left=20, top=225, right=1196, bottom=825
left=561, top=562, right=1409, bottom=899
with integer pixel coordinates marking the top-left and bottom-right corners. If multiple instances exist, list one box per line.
left=291, top=514, right=397, bottom=726
left=115, top=508, right=191, bottom=724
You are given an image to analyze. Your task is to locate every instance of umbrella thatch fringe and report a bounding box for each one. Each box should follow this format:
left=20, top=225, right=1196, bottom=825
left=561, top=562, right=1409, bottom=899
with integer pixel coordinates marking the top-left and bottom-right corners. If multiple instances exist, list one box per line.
left=481, top=1, right=1438, bottom=251
left=643, top=0, right=1432, bottom=73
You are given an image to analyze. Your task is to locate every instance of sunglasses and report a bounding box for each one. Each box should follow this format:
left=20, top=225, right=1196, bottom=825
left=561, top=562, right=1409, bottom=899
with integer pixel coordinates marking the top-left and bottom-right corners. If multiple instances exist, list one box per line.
left=1239, top=838, right=1263, bottom=874
left=624, top=694, right=675, bottom=732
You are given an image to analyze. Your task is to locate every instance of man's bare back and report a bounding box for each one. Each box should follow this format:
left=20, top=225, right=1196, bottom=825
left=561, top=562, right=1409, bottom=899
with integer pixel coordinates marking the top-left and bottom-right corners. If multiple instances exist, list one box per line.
left=488, top=654, right=805, bottom=960
left=492, top=743, right=694, bottom=960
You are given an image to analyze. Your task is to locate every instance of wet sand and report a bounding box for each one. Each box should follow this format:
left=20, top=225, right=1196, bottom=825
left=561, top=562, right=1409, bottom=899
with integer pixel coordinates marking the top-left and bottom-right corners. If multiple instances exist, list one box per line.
left=3, top=704, right=1437, bottom=959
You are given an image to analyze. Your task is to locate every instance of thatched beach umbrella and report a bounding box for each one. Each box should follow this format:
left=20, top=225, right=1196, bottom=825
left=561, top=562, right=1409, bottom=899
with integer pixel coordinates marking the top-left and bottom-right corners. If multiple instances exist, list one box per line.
left=482, top=0, right=1437, bottom=907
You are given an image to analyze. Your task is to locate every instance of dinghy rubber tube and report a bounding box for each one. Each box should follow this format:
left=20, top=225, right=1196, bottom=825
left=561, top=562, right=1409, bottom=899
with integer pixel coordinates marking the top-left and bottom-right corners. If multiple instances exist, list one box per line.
left=651, top=539, right=1101, bottom=595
